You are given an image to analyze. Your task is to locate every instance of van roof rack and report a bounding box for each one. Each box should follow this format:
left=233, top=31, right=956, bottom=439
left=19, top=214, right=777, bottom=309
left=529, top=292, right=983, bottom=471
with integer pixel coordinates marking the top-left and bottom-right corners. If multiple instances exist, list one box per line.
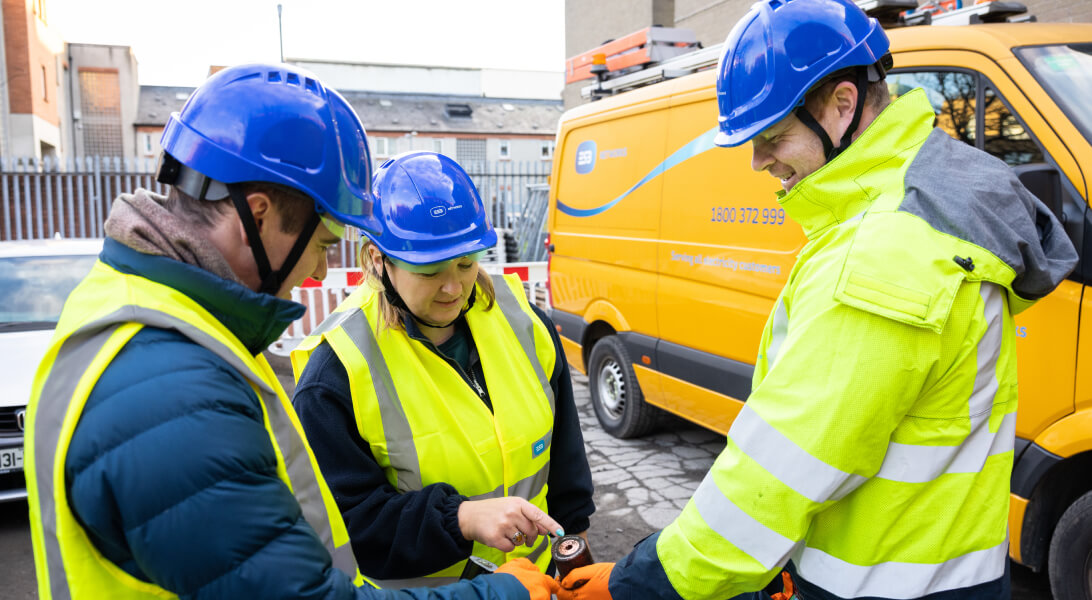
left=575, top=0, right=1032, bottom=101
left=579, top=43, right=722, bottom=100
left=566, top=27, right=701, bottom=86
left=857, top=0, right=920, bottom=27
left=891, top=1, right=1030, bottom=27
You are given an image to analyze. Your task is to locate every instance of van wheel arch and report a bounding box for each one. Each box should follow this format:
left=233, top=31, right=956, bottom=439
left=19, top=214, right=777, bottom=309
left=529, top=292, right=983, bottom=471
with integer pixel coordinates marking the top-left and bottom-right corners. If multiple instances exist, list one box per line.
left=581, top=321, right=616, bottom=369
left=1021, top=450, right=1092, bottom=575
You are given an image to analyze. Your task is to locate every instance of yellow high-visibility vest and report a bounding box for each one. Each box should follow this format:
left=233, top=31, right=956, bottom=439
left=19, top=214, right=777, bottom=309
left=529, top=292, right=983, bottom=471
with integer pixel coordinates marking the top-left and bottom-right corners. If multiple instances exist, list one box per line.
left=292, top=274, right=557, bottom=587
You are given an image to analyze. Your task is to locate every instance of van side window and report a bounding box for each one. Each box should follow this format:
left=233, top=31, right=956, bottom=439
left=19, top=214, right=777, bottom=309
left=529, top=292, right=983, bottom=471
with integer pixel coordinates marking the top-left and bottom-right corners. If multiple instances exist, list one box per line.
left=983, top=86, right=1044, bottom=166
left=887, top=70, right=976, bottom=146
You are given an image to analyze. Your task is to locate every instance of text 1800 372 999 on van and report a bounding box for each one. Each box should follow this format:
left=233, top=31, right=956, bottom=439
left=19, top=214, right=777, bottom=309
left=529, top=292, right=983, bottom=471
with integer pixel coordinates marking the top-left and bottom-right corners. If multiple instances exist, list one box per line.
left=547, top=16, right=1092, bottom=598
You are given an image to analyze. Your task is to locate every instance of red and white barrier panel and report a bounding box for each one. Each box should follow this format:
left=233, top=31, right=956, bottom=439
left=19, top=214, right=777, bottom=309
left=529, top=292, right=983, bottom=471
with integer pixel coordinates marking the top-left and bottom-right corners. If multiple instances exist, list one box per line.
left=269, top=263, right=548, bottom=356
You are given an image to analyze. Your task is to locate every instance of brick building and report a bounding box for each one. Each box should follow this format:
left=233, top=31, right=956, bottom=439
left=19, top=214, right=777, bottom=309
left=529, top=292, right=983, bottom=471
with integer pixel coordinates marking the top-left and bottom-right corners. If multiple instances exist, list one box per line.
left=0, top=0, right=66, bottom=160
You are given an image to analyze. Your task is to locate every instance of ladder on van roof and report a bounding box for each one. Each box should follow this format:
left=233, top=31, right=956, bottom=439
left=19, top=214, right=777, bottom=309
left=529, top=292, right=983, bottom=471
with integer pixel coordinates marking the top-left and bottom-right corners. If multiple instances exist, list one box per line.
left=576, top=0, right=1032, bottom=100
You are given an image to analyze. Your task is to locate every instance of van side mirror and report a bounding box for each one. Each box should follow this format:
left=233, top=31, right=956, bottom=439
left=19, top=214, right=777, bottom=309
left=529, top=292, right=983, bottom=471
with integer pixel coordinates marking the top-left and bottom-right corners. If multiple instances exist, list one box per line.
left=1013, top=163, right=1062, bottom=221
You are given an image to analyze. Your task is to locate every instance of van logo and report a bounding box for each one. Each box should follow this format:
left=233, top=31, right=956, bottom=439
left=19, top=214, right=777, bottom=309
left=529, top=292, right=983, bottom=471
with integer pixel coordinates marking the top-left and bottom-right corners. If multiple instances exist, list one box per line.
left=430, top=206, right=447, bottom=217
left=575, top=141, right=596, bottom=174
left=15, top=409, right=25, bottom=432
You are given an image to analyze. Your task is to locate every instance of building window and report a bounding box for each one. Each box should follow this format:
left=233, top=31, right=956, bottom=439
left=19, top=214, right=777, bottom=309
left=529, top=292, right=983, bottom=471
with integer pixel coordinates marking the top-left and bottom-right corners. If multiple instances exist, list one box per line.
left=445, top=103, right=473, bottom=118
left=41, top=66, right=48, bottom=102
left=540, top=141, right=554, bottom=160
left=79, top=69, right=124, bottom=158
left=498, top=140, right=511, bottom=160
left=433, top=139, right=444, bottom=154
left=141, top=132, right=155, bottom=156
left=372, top=137, right=390, bottom=157
left=456, top=138, right=486, bottom=164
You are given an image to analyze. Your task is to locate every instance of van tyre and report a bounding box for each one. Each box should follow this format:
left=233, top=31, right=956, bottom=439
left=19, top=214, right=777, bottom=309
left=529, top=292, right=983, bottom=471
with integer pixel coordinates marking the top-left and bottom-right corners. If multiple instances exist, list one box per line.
left=588, top=336, right=658, bottom=438
left=1049, top=489, right=1092, bottom=600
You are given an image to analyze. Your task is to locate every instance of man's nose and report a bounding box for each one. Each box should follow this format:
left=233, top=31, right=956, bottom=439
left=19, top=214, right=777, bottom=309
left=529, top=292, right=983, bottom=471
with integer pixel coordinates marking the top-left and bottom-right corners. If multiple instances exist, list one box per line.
left=751, top=140, right=774, bottom=173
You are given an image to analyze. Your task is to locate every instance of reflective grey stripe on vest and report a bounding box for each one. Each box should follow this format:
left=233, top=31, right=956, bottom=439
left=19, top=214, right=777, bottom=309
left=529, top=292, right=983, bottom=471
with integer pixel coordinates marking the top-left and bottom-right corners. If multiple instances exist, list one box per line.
left=490, top=275, right=555, bottom=413
left=339, top=307, right=424, bottom=494
left=35, top=322, right=124, bottom=600
left=469, top=485, right=504, bottom=501
left=340, top=279, right=555, bottom=498
left=526, top=533, right=551, bottom=563
left=509, top=460, right=550, bottom=501
left=34, top=307, right=359, bottom=592
left=310, top=306, right=360, bottom=339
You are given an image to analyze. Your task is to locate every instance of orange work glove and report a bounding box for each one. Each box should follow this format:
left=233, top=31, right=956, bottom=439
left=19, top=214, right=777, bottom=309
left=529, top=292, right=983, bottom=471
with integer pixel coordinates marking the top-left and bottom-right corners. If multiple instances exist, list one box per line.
left=494, top=558, right=559, bottom=600
left=557, top=562, right=615, bottom=600
left=770, top=571, right=795, bottom=600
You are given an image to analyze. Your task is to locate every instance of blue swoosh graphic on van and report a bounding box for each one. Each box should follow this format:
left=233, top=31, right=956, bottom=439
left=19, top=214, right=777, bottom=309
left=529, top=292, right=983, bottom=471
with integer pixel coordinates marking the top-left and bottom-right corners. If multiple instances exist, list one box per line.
left=557, top=126, right=720, bottom=217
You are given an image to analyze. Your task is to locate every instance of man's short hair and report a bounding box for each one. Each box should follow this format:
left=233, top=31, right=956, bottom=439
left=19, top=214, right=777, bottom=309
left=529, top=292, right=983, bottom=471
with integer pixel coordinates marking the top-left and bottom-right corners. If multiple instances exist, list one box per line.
left=803, top=72, right=891, bottom=116
left=165, top=182, right=316, bottom=234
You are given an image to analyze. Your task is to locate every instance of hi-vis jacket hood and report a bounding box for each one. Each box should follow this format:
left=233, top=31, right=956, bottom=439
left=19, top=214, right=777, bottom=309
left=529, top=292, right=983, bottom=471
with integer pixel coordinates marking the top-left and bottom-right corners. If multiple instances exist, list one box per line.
left=779, top=88, right=1077, bottom=328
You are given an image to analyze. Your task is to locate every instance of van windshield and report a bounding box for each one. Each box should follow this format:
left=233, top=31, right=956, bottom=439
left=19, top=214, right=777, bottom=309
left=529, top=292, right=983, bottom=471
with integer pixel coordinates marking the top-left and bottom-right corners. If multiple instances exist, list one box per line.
left=1016, top=43, right=1092, bottom=146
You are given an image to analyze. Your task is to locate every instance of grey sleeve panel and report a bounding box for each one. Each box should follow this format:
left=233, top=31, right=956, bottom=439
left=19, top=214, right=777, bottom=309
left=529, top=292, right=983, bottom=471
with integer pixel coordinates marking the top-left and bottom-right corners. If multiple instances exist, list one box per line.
left=900, top=129, right=1078, bottom=300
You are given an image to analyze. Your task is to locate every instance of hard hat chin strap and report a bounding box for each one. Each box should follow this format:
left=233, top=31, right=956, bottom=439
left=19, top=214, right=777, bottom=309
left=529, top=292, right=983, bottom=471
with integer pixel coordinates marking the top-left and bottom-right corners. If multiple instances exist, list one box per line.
left=227, top=184, right=321, bottom=296
left=793, top=66, right=871, bottom=164
left=380, top=259, right=477, bottom=330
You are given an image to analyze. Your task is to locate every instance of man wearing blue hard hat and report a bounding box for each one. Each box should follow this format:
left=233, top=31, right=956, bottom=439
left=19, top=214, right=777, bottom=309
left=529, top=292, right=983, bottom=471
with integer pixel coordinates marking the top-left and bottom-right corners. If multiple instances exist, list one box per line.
left=290, top=150, right=594, bottom=585
left=533, top=0, right=1079, bottom=599
left=24, top=63, right=558, bottom=599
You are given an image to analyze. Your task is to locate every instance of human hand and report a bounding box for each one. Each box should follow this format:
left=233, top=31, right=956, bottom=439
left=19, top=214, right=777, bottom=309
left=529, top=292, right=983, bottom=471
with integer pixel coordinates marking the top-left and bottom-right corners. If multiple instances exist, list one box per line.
left=457, top=497, right=564, bottom=552
left=557, top=562, right=615, bottom=600
left=494, top=557, right=559, bottom=600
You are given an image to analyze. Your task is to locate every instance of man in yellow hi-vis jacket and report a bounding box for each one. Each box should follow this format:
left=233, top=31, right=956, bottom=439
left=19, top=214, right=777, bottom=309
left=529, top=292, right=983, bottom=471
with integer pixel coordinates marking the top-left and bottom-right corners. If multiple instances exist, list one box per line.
left=522, top=0, right=1080, bottom=599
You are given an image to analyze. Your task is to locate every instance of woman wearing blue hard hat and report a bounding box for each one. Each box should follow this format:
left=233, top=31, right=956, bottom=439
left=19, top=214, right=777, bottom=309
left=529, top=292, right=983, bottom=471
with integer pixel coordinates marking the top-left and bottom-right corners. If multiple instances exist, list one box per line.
left=291, top=150, right=595, bottom=586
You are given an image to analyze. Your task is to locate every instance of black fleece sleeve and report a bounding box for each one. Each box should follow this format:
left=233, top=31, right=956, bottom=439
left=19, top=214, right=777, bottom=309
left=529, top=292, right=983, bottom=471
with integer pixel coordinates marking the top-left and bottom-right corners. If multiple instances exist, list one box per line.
left=292, top=343, right=474, bottom=580
left=531, top=305, right=596, bottom=535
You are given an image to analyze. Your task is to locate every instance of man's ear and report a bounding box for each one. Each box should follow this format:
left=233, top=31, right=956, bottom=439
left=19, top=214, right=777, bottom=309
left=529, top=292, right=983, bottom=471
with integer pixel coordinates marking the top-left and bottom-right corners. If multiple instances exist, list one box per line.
left=830, top=81, right=860, bottom=123
left=234, top=191, right=275, bottom=244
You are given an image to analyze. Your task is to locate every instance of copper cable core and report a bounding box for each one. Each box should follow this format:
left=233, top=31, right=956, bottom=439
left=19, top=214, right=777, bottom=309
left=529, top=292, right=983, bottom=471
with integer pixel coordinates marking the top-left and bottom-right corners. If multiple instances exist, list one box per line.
left=558, top=538, right=582, bottom=557
left=552, top=534, right=594, bottom=579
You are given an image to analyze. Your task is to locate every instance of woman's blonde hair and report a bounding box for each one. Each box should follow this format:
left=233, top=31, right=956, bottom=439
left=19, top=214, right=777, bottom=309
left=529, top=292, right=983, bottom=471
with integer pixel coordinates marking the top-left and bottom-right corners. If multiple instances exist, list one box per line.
left=359, top=241, right=496, bottom=331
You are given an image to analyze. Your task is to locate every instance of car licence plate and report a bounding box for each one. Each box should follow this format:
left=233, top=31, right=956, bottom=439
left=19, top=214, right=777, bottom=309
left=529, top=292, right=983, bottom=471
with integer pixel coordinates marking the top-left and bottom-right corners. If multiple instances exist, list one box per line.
left=0, top=447, right=22, bottom=473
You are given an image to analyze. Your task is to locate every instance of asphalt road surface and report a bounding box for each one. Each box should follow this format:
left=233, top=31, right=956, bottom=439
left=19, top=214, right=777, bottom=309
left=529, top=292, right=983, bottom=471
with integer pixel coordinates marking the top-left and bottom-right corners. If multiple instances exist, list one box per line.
left=0, top=367, right=1054, bottom=598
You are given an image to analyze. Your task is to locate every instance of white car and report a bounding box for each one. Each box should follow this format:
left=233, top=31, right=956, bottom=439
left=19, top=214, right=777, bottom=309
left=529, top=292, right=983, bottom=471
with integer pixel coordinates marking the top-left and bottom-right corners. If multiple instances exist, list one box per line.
left=0, top=238, right=102, bottom=502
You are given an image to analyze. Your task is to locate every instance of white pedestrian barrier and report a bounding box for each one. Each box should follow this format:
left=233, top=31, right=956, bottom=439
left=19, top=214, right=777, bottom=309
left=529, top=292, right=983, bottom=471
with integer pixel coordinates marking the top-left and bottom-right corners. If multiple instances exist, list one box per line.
left=268, top=262, right=549, bottom=356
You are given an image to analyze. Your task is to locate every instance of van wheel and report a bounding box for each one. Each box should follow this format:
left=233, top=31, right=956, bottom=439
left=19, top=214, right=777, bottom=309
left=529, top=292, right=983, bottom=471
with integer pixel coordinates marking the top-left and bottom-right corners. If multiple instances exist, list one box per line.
left=1049, top=490, right=1092, bottom=600
left=588, top=336, right=657, bottom=438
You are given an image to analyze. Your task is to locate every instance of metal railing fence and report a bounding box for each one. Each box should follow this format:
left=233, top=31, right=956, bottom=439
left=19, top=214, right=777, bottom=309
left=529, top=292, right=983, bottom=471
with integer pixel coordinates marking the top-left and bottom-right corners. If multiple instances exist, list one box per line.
left=0, top=156, right=165, bottom=242
left=0, top=157, right=552, bottom=265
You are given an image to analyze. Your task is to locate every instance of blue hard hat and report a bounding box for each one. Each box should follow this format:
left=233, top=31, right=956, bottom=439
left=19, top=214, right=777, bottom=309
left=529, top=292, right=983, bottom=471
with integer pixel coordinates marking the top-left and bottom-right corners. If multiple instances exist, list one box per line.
left=159, top=63, right=380, bottom=233
left=714, top=0, right=890, bottom=147
left=367, top=151, right=497, bottom=265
